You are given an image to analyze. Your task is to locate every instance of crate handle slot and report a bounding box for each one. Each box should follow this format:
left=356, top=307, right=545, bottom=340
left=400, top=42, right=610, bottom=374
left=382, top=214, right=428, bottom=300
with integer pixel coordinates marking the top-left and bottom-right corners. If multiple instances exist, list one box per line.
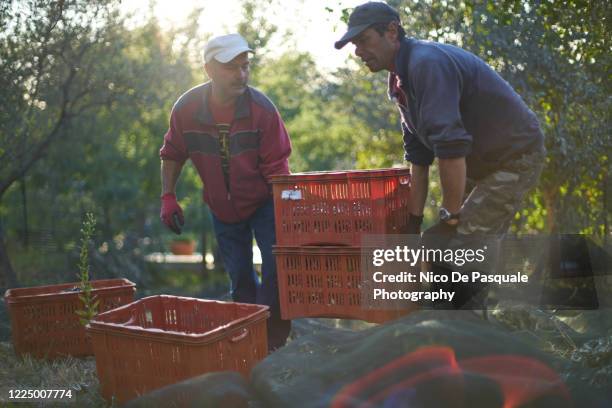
left=229, top=328, right=249, bottom=343
left=281, top=189, right=303, bottom=200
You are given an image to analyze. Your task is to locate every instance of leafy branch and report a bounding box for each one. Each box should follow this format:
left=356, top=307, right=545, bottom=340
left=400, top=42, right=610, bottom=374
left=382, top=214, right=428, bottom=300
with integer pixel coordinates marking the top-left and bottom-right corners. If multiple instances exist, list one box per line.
left=75, top=212, right=99, bottom=326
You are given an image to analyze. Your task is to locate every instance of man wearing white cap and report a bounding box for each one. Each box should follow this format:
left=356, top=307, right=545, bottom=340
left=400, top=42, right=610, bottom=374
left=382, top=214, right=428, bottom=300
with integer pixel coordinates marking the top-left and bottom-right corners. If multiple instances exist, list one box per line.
left=159, top=33, right=292, bottom=350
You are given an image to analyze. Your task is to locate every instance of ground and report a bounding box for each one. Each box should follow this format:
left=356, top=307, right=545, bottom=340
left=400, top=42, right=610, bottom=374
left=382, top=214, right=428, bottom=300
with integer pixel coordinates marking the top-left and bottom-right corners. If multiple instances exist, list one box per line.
left=1, top=307, right=611, bottom=406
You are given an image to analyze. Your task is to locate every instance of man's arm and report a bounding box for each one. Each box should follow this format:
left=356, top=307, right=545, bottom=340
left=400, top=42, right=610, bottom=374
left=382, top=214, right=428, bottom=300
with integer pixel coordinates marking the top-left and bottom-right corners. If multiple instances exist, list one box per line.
left=410, top=53, right=469, bottom=223
left=409, top=163, right=429, bottom=216
left=160, top=159, right=185, bottom=234
left=400, top=121, right=433, bottom=233
left=411, top=54, right=472, bottom=161
left=438, top=157, right=466, bottom=216
left=159, top=102, right=189, bottom=234
left=161, top=159, right=184, bottom=195
left=259, top=110, right=291, bottom=180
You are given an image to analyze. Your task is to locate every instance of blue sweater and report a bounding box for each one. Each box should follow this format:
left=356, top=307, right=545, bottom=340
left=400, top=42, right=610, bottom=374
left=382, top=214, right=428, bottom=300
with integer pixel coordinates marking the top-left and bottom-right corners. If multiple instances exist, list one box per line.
left=389, top=38, right=544, bottom=180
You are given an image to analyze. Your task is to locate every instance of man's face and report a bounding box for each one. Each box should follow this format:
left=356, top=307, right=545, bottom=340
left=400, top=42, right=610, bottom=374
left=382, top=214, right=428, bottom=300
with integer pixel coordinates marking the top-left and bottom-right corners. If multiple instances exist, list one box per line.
left=351, top=25, right=397, bottom=72
left=205, top=52, right=250, bottom=100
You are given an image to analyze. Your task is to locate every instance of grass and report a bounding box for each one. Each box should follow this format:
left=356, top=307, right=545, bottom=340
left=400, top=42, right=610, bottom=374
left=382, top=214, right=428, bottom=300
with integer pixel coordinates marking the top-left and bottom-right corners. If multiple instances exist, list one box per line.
left=0, top=318, right=367, bottom=407
left=0, top=342, right=108, bottom=407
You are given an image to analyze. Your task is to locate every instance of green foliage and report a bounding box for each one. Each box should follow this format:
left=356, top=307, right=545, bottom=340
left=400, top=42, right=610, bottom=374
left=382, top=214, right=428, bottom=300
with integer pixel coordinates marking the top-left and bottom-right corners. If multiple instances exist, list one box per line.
left=251, top=49, right=404, bottom=172
left=326, top=64, right=403, bottom=169
left=1, top=0, right=609, bottom=288
left=0, top=0, right=126, bottom=197
left=253, top=52, right=320, bottom=123
left=237, top=0, right=277, bottom=70
left=459, top=0, right=611, bottom=233
left=252, top=52, right=361, bottom=171
left=2, top=8, right=202, bottom=256
left=75, top=212, right=99, bottom=327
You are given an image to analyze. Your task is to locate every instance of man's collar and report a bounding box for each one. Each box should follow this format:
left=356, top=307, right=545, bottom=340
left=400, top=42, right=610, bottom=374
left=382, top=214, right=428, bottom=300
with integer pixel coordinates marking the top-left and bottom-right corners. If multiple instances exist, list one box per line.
left=388, top=38, right=414, bottom=100
left=392, top=37, right=415, bottom=76
left=196, top=81, right=251, bottom=125
left=387, top=71, right=401, bottom=101
left=389, top=41, right=401, bottom=73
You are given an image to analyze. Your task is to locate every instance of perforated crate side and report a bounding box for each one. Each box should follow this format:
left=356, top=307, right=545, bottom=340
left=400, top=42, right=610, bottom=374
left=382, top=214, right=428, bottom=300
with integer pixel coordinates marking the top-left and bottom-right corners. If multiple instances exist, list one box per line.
left=87, top=296, right=269, bottom=404
left=5, top=279, right=135, bottom=358
left=275, top=246, right=412, bottom=323
left=272, top=169, right=411, bottom=246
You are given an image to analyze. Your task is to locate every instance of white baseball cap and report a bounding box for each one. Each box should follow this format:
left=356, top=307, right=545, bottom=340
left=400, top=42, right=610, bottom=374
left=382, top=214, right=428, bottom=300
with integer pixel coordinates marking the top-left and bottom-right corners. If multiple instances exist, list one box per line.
left=203, top=34, right=253, bottom=64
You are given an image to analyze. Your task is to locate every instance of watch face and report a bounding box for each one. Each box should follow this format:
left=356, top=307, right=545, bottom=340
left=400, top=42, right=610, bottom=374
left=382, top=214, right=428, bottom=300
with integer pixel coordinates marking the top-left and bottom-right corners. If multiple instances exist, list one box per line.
left=439, top=208, right=451, bottom=220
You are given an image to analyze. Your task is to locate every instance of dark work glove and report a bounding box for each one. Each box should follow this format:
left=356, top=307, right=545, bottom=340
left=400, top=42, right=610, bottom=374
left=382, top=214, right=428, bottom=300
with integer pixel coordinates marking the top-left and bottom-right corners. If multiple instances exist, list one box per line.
left=402, top=213, right=424, bottom=234
left=421, top=220, right=458, bottom=250
left=406, top=214, right=423, bottom=234
left=160, top=193, right=184, bottom=234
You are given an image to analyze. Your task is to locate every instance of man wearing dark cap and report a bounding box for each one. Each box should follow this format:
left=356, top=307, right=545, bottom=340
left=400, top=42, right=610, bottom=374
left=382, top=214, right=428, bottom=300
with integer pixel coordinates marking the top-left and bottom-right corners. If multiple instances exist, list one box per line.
left=159, top=33, right=292, bottom=348
left=336, top=2, right=545, bottom=308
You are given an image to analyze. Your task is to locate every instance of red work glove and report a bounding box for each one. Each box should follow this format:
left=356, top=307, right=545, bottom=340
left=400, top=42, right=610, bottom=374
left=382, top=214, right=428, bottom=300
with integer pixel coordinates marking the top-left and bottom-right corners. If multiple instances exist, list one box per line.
left=160, top=193, right=184, bottom=234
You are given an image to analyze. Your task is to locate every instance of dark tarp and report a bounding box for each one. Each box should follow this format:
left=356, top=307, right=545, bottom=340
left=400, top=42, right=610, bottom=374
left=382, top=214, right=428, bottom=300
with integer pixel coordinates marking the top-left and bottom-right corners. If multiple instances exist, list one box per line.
left=128, top=309, right=610, bottom=407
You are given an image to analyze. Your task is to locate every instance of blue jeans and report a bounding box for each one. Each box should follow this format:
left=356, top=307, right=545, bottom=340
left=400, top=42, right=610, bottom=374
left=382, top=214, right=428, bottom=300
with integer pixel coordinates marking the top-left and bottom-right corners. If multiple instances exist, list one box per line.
left=212, top=199, right=290, bottom=350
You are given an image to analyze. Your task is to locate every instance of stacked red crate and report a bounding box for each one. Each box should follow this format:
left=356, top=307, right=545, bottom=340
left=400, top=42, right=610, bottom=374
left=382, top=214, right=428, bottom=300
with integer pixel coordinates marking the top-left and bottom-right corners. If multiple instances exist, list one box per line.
left=271, top=168, right=416, bottom=322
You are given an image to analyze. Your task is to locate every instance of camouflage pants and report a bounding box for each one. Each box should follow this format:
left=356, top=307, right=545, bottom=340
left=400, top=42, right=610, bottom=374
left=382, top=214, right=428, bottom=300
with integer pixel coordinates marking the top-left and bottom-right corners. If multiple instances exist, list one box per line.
left=458, top=149, right=545, bottom=236
left=431, top=149, right=545, bottom=308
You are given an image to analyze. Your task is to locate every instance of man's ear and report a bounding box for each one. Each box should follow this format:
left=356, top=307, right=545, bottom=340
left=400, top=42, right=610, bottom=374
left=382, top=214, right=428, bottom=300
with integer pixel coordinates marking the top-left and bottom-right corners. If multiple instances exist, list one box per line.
left=385, top=21, right=399, bottom=42
left=204, top=62, right=211, bottom=79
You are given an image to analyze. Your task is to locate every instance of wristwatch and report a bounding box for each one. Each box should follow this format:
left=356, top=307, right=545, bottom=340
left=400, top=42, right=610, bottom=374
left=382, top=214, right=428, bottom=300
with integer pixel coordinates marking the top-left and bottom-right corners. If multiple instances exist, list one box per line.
left=439, top=207, right=460, bottom=222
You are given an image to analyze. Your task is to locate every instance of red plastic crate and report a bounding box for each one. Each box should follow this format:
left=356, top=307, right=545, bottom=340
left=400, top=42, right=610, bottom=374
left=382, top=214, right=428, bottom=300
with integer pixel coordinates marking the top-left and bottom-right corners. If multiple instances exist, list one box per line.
left=86, top=295, right=269, bottom=404
left=271, top=168, right=411, bottom=246
left=4, top=278, right=136, bottom=358
left=274, top=246, right=417, bottom=323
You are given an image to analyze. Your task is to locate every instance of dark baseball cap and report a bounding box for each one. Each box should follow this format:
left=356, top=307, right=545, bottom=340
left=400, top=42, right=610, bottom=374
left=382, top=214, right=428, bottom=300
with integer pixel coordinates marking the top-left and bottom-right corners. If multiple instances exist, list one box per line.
left=334, top=2, right=400, bottom=49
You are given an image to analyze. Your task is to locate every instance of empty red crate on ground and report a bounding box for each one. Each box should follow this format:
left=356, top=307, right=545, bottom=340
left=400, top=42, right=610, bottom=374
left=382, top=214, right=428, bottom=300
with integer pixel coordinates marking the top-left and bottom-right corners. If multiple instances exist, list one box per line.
left=4, top=278, right=136, bottom=359
left=86, top=295, right=269, bottom=404
left=271, top=168, right=411, bottom=246
left=274, top=246, right=417, bottom=323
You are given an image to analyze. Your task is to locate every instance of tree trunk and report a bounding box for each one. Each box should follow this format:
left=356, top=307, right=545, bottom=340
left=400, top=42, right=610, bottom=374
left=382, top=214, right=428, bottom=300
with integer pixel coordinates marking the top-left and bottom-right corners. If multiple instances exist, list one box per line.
left=604, top=171, right=610, bottom=245
left=542, top=187, right=558, bottom=233
left=21, top=178, right=29, bottom=248
left=0, top=220, right=18, bottom=289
